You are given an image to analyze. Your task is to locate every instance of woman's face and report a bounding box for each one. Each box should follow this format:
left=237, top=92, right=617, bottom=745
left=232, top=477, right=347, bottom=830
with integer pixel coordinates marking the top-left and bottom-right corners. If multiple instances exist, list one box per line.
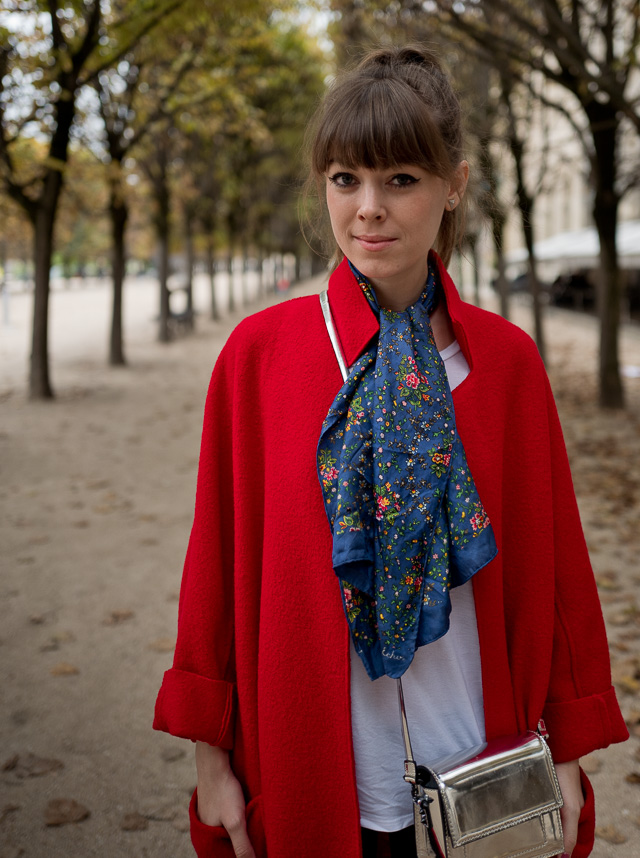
left=325, top=162, right=466, bottom=310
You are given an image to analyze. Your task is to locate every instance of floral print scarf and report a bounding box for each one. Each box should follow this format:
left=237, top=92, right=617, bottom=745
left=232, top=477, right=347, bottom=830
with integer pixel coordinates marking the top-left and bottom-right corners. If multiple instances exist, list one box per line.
left=317, top=259, right=497, bottom=680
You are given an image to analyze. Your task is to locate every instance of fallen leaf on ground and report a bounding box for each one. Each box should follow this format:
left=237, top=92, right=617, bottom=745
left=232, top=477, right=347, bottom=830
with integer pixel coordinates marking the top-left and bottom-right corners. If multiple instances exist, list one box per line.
left=148, top=638, right=175, bottom=653
left=612, top=641, right=630, bottom=652
left=0, top=845, right=25, bottom=858
left=0, top=803, right=20, bottom=824
left=609, top=613, right=633, bottom=627
left=595, top=825, right=627, bottom=844
left=44, top=798, right=90, bottom=826
left=171, top=806, right=190, bottom=833
left=103, top=610, right=135, bottom=626
left=625, top=772, right=640, bottom=784
left=616, top=676, right=640, bottom=694
left=579, top=754, right=602, bottom=775
left=596, top=572, right=621, bottom=591
left=40, top=631, right=76, bottom=653
left=120, top=812, right=149, bottom=831
left=50, top=662, right=79, bottom=677
left=601, top=593, right=625, bottom=605
left=161, top=747, right=186, bottom=763
left=86, top=479, right=110, bottom=490
left=137, top=799, right=179, bottom=821
left=2, top=753, right=64, bottom=778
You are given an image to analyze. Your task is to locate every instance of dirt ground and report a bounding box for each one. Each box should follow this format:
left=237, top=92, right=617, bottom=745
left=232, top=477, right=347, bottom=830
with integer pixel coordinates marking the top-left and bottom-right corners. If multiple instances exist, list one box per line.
left=1, top=273, right=639, bottom=858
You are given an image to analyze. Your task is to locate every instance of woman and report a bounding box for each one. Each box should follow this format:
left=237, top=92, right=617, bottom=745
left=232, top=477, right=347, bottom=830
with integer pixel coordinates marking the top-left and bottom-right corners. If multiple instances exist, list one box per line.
left=153, top=46, right=627, bottom=858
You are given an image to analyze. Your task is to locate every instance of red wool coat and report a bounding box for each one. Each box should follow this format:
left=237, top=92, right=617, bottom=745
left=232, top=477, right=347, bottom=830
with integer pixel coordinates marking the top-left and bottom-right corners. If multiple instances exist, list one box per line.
left=154, top=256, right=628, bottom=858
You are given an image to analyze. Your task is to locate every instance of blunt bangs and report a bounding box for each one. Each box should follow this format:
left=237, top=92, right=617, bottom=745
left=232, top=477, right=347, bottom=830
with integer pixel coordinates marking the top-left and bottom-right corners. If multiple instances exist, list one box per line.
left=312, top=77, right=454, bottom=179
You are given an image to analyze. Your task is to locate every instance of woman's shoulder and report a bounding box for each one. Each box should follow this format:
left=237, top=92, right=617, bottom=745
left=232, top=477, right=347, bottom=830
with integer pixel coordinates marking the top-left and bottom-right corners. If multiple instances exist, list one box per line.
left=217, top=293, right=326, bottom=368
left=458, top=301, right=544, bottom=371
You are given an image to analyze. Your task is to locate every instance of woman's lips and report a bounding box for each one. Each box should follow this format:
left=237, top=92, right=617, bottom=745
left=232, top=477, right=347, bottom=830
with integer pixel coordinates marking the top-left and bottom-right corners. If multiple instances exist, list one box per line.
left=353, top=235, right=397, bottom=251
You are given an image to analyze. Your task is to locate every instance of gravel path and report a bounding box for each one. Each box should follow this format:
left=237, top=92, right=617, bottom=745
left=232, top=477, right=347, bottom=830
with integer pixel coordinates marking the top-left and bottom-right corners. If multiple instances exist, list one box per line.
left=1, top=274, right=638, bottom=857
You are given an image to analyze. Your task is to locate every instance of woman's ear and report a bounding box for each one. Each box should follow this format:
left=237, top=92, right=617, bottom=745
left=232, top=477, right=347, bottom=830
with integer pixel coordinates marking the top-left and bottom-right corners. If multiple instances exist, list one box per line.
left=448, top=160, right=469, bottom=208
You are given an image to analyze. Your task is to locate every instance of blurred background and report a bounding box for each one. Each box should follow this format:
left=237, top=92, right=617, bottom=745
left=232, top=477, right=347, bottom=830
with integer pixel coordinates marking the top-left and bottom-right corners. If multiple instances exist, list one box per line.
left=0, top=1, right=639, bottom=856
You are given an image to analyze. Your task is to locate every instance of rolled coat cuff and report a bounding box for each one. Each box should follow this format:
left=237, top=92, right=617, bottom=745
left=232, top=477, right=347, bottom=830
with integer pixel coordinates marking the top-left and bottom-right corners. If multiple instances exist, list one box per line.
left=153, top=668, right=236, bottom=749
left=543, top=685, right=628, bottom=763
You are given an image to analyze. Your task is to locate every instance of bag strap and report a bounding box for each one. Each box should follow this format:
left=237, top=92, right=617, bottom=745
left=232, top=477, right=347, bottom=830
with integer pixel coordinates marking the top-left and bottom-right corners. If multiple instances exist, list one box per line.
left=320, top=290, right=349, bottom=382
left=319, top=290, right=445, bottom=858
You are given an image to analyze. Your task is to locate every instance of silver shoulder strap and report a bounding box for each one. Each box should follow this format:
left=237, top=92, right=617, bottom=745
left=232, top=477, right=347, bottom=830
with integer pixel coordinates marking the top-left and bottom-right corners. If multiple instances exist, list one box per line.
left=319, top=289, right=442, bottom=858
left=319, top=290, right=349, bottom=383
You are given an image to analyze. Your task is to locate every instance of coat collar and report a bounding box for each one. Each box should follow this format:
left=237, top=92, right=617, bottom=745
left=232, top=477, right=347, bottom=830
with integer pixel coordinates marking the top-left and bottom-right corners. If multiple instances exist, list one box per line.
left=327, top=253, right=474, bottom=370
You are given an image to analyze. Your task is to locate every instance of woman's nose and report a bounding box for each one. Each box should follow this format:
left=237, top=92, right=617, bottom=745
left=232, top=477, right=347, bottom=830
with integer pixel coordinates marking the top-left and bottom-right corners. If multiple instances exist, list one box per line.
left=357, top=186, right=386, bottom=221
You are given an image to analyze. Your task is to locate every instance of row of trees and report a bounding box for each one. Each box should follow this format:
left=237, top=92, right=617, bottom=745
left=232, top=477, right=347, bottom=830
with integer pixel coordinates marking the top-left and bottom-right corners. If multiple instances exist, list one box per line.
left=3, top=1, right=638, bottom=407
left=329, top=0, right=640, bottom=408
left=0, top=0, right=326, bottom=398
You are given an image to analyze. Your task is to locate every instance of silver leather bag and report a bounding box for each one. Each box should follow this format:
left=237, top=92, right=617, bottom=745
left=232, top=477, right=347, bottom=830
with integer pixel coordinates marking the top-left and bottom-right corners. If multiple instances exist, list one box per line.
left=399, top=680, right=564, bottom=858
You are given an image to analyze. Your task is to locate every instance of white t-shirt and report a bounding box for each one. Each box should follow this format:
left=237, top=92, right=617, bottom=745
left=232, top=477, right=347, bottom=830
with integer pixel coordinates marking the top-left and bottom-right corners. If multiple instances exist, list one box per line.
left=351, top=339, right=485, bottom=832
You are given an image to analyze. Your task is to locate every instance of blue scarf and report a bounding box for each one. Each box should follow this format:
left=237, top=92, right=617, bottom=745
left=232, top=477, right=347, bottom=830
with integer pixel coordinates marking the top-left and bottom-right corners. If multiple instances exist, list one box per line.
left=317, top=259, right=497, bottom=679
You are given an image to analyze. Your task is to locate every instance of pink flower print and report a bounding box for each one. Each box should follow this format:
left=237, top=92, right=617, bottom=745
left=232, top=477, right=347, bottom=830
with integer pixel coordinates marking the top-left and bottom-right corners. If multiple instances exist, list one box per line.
left=443, top=453, right=451, bottom=466
left=405, top=373, right=419, bottom=389
left=470, top=511, right=487, bottom=532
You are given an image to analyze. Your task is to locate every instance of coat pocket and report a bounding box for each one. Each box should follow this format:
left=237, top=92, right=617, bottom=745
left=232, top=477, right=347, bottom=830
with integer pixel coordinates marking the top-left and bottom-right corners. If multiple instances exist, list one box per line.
left=189, top=789, right=266, bottom=857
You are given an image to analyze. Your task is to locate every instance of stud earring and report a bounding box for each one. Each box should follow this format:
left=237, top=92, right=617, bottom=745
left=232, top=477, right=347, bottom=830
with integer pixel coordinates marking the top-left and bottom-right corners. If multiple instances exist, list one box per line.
left=448, top=198, right=456, bottom=209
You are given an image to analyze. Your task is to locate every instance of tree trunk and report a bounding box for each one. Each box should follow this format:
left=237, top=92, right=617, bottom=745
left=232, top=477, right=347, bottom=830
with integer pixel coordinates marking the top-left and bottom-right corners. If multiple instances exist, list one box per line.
left=492, top=213, right=509, bottom=321
left=588, top=102, right=623, bottom=409
left=184, top=207, right=195, bottom=330
left=227, top=246, right=235, bottom=314
left=156, top=180, right=171, bottom=343
left=465, top=232, right=481, bottom=306
left=501, top=79, right=546, bottom=363
left=257, top=251, right=264, bottom=296
left=108, top=176, right=128, bottom=366
left=594, top=195, right=623, bottom=408
left=241, top=242, right=249, bottom=306
left=29, top=197, right=58, bottom=398
left=206, top=238, right=220, bottom=321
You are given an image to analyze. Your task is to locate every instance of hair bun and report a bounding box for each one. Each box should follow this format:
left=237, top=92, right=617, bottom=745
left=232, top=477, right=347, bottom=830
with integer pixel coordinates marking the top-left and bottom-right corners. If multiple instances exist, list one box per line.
left=358, top=45, right=444, bottom=75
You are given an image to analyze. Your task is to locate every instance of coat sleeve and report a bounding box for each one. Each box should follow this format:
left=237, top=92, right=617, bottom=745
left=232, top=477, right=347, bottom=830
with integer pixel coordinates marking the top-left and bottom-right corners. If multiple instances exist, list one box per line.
left=153, top=345, right=237, bottom=749
left=541, top=380, right=628, bottom=763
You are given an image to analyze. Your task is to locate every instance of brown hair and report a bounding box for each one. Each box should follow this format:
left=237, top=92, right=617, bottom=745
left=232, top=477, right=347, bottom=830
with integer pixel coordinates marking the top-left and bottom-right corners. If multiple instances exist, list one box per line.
left=303, top=45, right=467, bottom=267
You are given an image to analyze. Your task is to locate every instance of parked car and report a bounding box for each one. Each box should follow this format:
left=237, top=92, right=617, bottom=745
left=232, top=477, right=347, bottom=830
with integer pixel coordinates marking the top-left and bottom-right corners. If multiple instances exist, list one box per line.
left=550, top=271, right=596, bottom=310
left=491, top=272, right=550, bottom=294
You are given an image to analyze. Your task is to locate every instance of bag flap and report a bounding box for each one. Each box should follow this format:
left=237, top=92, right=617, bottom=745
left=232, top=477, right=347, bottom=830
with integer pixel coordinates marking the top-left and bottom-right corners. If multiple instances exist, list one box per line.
left=431, top=732, right=563, bottom=847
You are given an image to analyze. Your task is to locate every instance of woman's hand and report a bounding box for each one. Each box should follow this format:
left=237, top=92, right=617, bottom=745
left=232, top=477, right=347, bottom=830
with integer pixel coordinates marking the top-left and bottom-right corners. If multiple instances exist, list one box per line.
left=554, top=759, right=584, bottom=857
left=195, top=741, right=256, bottom=858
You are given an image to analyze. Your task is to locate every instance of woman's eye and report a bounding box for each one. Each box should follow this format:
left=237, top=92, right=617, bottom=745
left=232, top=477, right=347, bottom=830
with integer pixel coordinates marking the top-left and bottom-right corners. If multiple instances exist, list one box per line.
left=328, top=172, right=357, bottom=188
left=390, top=173, right=419, bottom=187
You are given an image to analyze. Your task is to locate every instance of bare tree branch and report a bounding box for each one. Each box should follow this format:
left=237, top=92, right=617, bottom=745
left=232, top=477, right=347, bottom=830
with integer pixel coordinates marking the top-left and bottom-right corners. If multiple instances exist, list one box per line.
left=72, top=1, right=102, bottom=77
left=47, top=0, right=67, bottom=51
left=79, top=1, right=183, bottom=87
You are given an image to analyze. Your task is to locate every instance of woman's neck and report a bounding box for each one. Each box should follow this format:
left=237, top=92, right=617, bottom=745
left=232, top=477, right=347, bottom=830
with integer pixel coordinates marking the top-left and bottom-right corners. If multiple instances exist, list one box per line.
left=430, top=299, right=455, bottom=352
